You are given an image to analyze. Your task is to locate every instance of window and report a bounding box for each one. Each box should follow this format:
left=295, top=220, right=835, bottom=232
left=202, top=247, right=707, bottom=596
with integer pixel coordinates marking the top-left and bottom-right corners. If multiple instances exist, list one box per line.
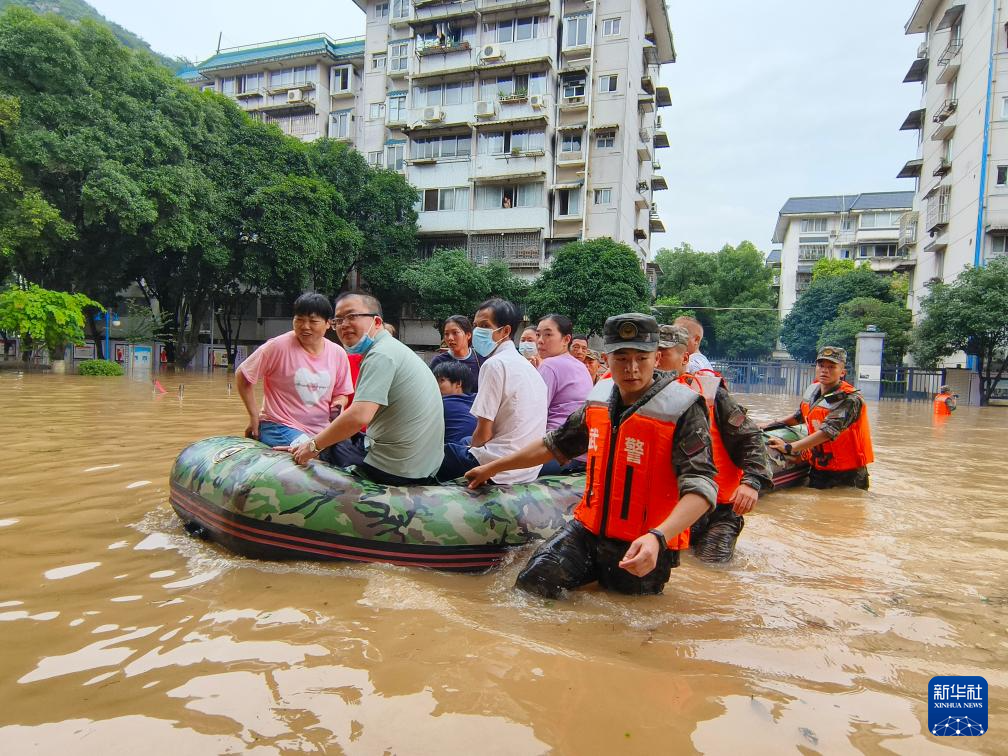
left=478, top=130, right=545, bottom=155
left=422, top=187, right=469, bottom=212
left=330, top=110, right=351, bottom=139
left=369, top=102, right=386, bottom=119
left=418, top=80, right=475, bottom=107
left=391, top=0, right=409, bottom=19
left=556, top=187, right=581, bottom=216
left=480, top=72, right=545, bottom=101
left=375, top=2, right=389, bottom=17
left=561, top=131, right=582, bottom=153
left=839, top=248, right=851, bottom=259
left=270, top=66, right=316, bottom=88
left=799, top=218, right=828, bottom=233
left=990, top=234, right=1008, bottom=258
left=596, top=130, right=616, bottom=149
left=389, top=41, right=410, bottom=73
left=564, top=14, right=590, bottom=48
left=239, top=72, right=264, bottom=93
left=412, top=135, right=472, bottom=159
left=332, top=67, right=351, bottom=92
left=858, top=244, right=898, bottom=258
left=200, top=84, right=214, bottom=93
left=220, top=77, right=236, bottom=95
left=859, top=211, right=902, bottom=228
left=387, top=94, right=406, bottom=122
left=368, top=151, right=384, bottom=167
left=594, top=188, right=612, bottom=205
left=386, top=143, right=405, bottom=171
left=476, top=183, right=542, bottom=209
left=602, top=17, right=621, bottom=36
left=798, top=244, right=827, bottom=261
left=372, top=53, right=387, bottom=70
left=484, top=16, right=541, bottom=44
left=841, top=216, right=853, bottom=231
left=562, top=77, right=585, bottom=99
left=599, top=74, right=618, bottom=93
left=998, top=165, right=1008, bottom=186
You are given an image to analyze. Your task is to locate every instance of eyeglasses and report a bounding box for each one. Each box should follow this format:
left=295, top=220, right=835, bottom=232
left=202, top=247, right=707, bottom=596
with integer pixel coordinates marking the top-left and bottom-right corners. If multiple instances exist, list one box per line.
left=292, top=316, right=328, bottom=326
left=332, top=312, right=378, bottom=326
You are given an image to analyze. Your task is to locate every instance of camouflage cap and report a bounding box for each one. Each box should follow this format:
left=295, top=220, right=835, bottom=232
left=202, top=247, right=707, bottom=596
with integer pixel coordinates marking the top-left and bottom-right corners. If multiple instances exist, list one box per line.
left=602, top=313, right=659, bottom=353
left=816, top=345, right=847, bottom=365
left=586, top=349, right=602, bottom=362
left=658, top=324, right=689, bottom=349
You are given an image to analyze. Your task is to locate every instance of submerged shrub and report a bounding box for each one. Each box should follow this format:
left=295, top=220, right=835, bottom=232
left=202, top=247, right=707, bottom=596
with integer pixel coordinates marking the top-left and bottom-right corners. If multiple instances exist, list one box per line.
left=77, top=359, right=124, bottom=376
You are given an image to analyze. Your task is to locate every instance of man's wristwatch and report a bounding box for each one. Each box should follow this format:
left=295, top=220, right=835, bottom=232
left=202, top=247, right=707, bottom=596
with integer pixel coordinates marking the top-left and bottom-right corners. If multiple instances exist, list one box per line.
left=647, top=528, right=668, bottom=553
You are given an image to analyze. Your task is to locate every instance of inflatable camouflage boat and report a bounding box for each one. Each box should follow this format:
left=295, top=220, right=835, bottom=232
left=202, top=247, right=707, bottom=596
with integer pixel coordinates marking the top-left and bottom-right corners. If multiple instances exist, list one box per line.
left=169, top=430, right=808, bottom=572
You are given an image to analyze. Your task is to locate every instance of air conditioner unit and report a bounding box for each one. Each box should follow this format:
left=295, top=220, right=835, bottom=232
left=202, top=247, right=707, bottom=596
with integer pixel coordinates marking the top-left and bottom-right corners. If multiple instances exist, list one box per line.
left=529, top=94, right=545, bottom=109
left=564, top=95, right=584, bottom=106
left=482, top=44, right=504, bottom=61
left=651, top=202, right=658, bottom=213
left=423, top=107, right=444, bottom=122
left=829, top=230, right=837, bottom=237
left=475, top=100, right=496, bottom=118
left=655, top=114, right=662, bottom=128
left=287, top=88, right=303, bottom=103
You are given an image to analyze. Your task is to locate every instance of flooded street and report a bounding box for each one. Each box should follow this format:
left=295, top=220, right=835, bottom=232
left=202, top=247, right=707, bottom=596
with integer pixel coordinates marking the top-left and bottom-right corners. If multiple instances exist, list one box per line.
left=0, top=371, right=1005, bottom=754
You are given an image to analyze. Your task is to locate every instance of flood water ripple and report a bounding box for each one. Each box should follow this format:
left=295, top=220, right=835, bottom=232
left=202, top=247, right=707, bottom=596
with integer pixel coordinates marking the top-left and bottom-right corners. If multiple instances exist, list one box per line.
left=0, top=372, right=1005, bottom=754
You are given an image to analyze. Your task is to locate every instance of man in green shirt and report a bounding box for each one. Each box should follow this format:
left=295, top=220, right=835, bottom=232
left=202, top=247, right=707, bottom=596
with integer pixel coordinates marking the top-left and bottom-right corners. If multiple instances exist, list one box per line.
left=284, top=292, right=444, bottom=485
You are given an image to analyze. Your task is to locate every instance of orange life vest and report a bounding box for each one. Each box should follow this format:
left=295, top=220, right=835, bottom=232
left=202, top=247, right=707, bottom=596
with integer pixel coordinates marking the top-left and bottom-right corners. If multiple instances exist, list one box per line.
left=933, top=393, right=953, bottom=416
left=799, top=381, right=874, bottom=472
left=678, top=370, right=745, bottom=505
left=574, top=377, right=699, bottom=547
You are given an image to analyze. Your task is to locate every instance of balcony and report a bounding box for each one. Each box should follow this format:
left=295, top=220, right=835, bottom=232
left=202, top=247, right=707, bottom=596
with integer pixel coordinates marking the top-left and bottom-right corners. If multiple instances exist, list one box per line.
left=558, top=95, right=589, bottom=112
left=555, top=149, right=585, bottom=167
left=898, top=211, right=918, bottom=249
left=933, top=98, right=957, bottom=123
left=634, top=227, right=647, bottom=241
left=640, top=73, right=655, bottom=94
left=638, top=93, right=655, bottom=113
left=416, top=40, right=472, bottom=58
left=410, top=0, right=478, bottom=25
left=936, top=40, right=961, bottom=84
left=418, top=209, right=470, bottom=233
left=926, top=184, right=951, bottom=232
left=931, top=119, right=955, bottom=142
left=470, top=207, right=549, bottom=233
left=637, top=128, right=653, bottom=160
left=477, top=0, right=551, bottom=16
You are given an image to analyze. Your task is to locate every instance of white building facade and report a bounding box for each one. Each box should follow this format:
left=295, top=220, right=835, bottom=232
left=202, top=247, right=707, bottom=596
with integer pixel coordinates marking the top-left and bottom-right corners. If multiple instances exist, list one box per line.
left=771, top=192, right=916, bottom=322
left=900, top=1, right=1008, bottom=316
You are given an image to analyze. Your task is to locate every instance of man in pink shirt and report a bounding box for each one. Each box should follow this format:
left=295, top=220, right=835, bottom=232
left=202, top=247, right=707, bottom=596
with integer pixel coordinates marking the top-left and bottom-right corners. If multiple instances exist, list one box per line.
left=236, top=293, right=353, bottom=448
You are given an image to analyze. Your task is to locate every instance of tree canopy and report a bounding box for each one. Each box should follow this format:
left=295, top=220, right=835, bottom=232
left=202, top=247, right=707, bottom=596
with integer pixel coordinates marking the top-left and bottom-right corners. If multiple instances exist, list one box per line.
left=652, top=241, right=778, bottom=359
left=912, top=257, right=1008, bottom=404
left=525, top=239, right=650, bottom=336
left=0, top=282, right=99, bottom=359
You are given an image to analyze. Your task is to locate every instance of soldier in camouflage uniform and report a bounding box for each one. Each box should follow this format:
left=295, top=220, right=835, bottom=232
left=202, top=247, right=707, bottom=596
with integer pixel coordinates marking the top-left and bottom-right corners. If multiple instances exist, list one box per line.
left=762, top=346, right=874, bottom=490
left=466, top=314, right=717, bottom=599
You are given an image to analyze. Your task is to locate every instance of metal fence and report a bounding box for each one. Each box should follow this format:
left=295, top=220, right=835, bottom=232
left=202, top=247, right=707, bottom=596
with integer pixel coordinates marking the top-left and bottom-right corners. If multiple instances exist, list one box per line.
left=711, top=360, right=817, bottom=396
left=880, top=366, right=945, bottom=402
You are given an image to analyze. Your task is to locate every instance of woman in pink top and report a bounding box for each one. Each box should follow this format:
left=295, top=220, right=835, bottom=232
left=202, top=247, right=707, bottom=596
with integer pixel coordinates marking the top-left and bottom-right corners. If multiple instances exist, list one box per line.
left=535, top=313, right=593, bottom=476
left=236, top=293, right=353, bottom=448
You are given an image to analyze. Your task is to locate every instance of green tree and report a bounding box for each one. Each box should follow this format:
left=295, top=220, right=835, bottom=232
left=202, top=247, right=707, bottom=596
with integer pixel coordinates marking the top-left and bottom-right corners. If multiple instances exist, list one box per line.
left=817, top=296, right=913, bottom=366
left=399, top=248, right=528, bottom=330
left=0, top=282, right=99, bottom=360
left=912, top=257, right=1008, bottom=404
left=811, top=257, right=855, bottom=280
left=781, top=266, right=893, bottom=361
left=525, top=239, right=649, bottom=336
left=653, top=241, right=777, bottom=358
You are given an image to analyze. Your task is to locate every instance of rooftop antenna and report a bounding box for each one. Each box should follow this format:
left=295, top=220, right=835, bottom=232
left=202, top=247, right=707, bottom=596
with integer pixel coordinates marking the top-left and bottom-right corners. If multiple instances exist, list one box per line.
left=217, top=32, right=222, bottom=54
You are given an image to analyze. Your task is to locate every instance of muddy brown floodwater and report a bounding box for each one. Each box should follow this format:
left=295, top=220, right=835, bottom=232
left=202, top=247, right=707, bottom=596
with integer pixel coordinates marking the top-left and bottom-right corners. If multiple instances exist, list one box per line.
left=0, top=372, right=1005, bottom=754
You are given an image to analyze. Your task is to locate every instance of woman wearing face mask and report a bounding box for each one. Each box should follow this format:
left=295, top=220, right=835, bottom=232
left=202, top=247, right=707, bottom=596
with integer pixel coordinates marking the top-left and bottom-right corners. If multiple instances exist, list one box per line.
left=437, top=298, right=548, bottom=483
left=430, top=315, right=483, bottom=392
left=535, top=314, right=593, bottom=476
left=518, top=326, right=540, bottom=367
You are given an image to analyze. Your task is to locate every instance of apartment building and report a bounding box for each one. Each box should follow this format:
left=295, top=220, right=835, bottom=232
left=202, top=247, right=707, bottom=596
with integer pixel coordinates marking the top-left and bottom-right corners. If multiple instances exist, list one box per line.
left=182, top=35, right=367, bottom=142
left=185, top=2, right=674, bottom=278
left=899, top=1, right=1008, bottom=314
left=771, top=192, right=916, bottom=321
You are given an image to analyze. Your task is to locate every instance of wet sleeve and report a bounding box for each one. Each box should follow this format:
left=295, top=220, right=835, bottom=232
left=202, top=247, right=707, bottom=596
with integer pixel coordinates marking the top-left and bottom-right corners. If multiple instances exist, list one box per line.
left=543, top=404, right=589, bottom=464
left=715, top=388, right=774, bottom=491
left=672, top=398, right=718, bottom=508
left=818, top=394, right=864, bottom=440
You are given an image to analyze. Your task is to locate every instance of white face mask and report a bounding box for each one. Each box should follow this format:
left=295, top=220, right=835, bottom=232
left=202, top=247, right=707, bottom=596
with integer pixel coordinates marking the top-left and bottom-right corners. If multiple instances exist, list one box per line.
left=518, top=342, right=538, bottom=357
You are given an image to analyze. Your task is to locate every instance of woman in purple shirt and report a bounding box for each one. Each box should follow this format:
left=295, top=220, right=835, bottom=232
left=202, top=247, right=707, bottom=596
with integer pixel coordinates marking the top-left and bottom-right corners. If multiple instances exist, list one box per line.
left=535, top=313, right=593, bottom=475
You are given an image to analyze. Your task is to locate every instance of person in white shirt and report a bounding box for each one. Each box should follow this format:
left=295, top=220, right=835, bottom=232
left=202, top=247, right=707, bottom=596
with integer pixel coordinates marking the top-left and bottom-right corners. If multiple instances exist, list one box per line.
left=437, top=298, right=548, bottom=483
left=675, top=315, right=714, bottom=373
